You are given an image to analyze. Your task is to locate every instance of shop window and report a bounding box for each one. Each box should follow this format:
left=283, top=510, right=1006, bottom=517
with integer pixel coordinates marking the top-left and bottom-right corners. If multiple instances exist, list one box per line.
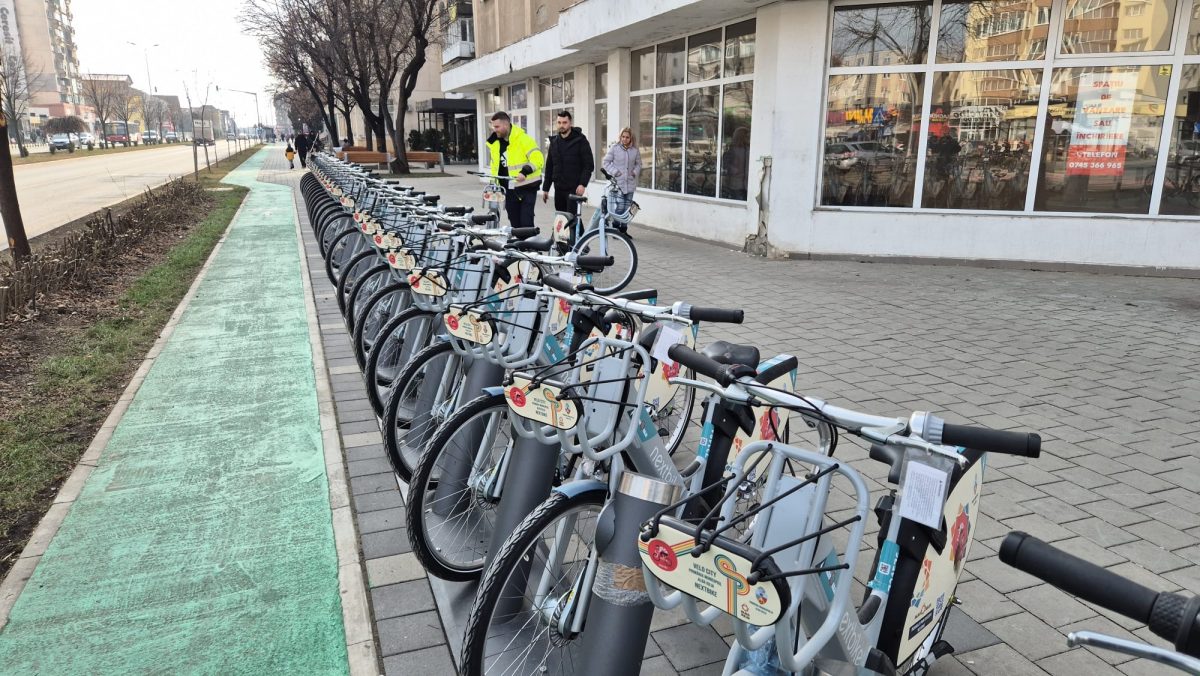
left=657, top=39, right=686, bottom=88
left=1158, top=65, right=1200, bottom=215
left=720, top=82, right=753, bottom=200
left=921, top=69, right=1043, bottom=210
left=1033, top=65, right=1169, bottom=214
left=508, top=83, right=527, bottom=111
left=595, top=63, right=609, bottom=172
left=655, top=91, right=685, bottom=191
left=725, top=20, right=756, bottom=76
left=1061, top=0, right=1177, bottom=53
left=831, top=2, right=932, bottom=67
left=630, top=94, right=654, bottom=189
left=938, top=0, right=1052, bottom=63
left=632, top=47, right=655, bottom=90
left=822, top=73, right=925, bottom=207
left=685, top=86, right=720, bottom=196
left=595, top=63, right=608, bottom=100
left=688, top=29, right=723, bottom=82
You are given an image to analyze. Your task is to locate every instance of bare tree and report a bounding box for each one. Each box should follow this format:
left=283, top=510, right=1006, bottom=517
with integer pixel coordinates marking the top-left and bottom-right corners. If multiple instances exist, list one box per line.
left=387, top=0, right=445, bottom=173
left=0, top=47, right=37, bottom=157
left=0, top=48, right=29, bottom=263
left=144, top=96, right=168, bottom=140
left=81, top=76, right=123, bottom=148
left=109, top=83, right=138, bottom=146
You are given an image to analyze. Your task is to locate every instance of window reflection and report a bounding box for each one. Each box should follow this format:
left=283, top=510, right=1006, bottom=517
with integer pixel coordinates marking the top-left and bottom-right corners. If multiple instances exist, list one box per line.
left=595, top=63, right=608, bottom=99
left=630, top=94, right=654, bottom=188
left=921, top=70, right=1042, bottom=210
left=1061, top=0, right=1177, bottom=54
left=831, top=2, right=933, bottom=67
left=657, top=39, right=686, bottom=88
left=725, top=20, right=756, bottom=76
left=655, top=91, right=685, bottom=191
left=632, top=47, right=655, bottom=90
left=823, top=73, right=924, bottom=207
left=685, top=86, right=719, bottom=196
left=595, top=101, right=608, bottom=173
left=721, top=82, right=753, bottom=200
left=1160, top=65, right=1200, bottom=214
left=688, top=29, right=723, bottom=82
left=1034, top=65, right=1169, bottom=214
left=938, top=0, right=1052, bottom=63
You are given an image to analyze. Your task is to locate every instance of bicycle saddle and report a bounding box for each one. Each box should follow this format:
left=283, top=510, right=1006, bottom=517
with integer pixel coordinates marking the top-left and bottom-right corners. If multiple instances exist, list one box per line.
left=511, top=235, right=554, bottom=252
left=701, top=341, right=760, bottom=368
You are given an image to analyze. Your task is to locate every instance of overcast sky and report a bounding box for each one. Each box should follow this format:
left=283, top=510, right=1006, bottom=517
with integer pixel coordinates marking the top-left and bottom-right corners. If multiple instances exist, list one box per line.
left=72, top=0, right=277, bottom=128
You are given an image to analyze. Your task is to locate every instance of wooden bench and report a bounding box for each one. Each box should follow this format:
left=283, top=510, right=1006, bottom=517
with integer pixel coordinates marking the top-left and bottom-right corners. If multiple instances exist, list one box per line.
left=406, top=150, right=445, bottom=172
left=341, top=150, right=391, bottom=168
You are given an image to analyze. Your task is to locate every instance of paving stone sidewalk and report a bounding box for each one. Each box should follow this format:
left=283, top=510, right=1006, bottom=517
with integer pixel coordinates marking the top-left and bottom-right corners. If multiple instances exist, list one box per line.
left=271, top=159, right=1200, bottom=676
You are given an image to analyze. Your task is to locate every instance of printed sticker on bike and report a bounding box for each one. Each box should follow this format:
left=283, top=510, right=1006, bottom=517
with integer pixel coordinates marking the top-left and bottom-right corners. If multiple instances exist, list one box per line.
left=504, top=375, right=578, bottom=430
left=898, top=456, right=986, bottom=662
left=444, top=305, right=494, bottom=345
left=408, top=270, right=447, bottom=297
left=639, top=522, right=783, bottom=627
left=640, top=322, right=695, bottom=416
left=552, top=212, right=572, bottom=245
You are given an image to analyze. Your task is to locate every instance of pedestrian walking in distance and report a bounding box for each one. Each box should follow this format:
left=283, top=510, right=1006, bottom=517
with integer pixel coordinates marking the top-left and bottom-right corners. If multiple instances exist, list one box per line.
left=542, top=110, right=594, bottom=214
left=285, top=143, right=296, bottom=169
left=602, top=127, right=641, bottom=215
left=295, top=132, right=312, bottom=168
left=485, top=111, right=545, bottom=229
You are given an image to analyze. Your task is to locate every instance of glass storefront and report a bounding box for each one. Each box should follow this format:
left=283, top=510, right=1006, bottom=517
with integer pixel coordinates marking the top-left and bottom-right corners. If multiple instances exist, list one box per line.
left=822, top=0, right=1200, bottom=217
left=629, top=19, right=756, bottom=200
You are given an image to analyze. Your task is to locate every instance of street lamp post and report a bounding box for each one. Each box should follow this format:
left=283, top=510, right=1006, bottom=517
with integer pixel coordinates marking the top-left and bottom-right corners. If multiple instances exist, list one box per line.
left=220, top=87, right=262, bottom=145
left=127, top=41, right=160, bottom=141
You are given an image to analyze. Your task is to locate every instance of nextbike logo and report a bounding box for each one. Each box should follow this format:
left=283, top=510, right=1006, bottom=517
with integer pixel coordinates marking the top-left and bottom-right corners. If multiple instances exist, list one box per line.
left=839, top=610, right=869, bottom=665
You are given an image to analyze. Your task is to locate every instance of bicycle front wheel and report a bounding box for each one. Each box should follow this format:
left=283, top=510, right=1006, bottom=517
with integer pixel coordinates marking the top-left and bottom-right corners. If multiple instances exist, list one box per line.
left=460, top=488, right=607, bottom=676
left=573, top=228, right=637, bottom=294
left=382, top=341, right=465, bottom=482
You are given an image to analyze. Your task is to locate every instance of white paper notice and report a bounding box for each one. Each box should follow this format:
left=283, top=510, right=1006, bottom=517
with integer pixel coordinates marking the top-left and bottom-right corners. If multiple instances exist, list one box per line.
left=651, top=325, right=685, bottom=365
left=898, top=460, right=950, bottom=530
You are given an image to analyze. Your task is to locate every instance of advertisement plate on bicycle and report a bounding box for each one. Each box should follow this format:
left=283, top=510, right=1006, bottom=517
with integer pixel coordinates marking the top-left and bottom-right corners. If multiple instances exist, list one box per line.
left=505, top=375, right=578, bottom=430
left=552, top=212, right=572, bottom=246
left=639, top=522, right=785, bottom=627
left=388, top=248, right=416, bottom=271
left=444, top=305, right=495, bottom=345
left=408, top=270, right=447, bottom=297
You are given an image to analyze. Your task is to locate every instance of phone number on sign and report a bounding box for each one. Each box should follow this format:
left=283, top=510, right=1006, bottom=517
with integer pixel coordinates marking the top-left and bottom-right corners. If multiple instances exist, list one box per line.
left=1068, top=161, right=1124, bottom=170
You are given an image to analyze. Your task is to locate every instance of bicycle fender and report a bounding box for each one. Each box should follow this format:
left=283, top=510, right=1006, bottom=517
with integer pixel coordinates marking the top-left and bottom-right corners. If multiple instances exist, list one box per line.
left=552, top=479, right=608, bottom=500
left=482, top=386, right=505, bottom=397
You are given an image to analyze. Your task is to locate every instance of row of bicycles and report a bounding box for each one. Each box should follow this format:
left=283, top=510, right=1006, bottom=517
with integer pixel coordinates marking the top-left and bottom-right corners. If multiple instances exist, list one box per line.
left=299, top=153, right=1200, bottom=676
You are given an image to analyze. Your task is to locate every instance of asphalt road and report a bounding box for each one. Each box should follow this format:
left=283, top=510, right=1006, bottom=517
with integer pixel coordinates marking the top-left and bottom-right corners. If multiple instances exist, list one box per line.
left=3, top=142, right=252, bottom=251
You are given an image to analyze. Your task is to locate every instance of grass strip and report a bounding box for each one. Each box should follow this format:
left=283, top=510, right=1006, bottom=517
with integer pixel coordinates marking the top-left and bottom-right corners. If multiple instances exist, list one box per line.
left=0, top=151, right=256, bottom=567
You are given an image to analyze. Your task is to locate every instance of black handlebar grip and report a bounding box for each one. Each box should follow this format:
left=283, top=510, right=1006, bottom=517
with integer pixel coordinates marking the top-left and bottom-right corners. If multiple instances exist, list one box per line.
left=510, top=227, right=540, bottom=240
left=576, top=255, right=614, bottom=270
left=484, top=238, right=506, bottom=252
left=471, top=214, right=497, bottom=225
left=421, top=194, right=440, bottom=204
left=942, top=424, right=1041, bottom=457
left=688, top=307, right=745, bottom=324
left=755, top=356, right=799, bottom=384
left=613, top=288, right=657, bottom=302
left=1001, top=532, right=1159, bottom=625
left=443, top=206, right=471, bottom=215
left=667, top=344, right=734, bottom=387
left=541, top=274, right=578, bottom=294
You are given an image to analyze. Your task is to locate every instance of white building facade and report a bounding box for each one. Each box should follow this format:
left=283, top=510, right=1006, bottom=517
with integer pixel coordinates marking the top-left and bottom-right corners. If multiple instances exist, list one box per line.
left=445, top=0, right=1200, bottom=273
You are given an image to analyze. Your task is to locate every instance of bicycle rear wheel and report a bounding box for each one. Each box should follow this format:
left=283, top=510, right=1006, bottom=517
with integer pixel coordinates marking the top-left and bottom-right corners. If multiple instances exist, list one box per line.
left=460, top=488, right=607, bottom=676
left=382, top=341, right=465, bottom=482
left=573, top=228, right=637, bottom=294
left=363, top=308, right=437, bottom=416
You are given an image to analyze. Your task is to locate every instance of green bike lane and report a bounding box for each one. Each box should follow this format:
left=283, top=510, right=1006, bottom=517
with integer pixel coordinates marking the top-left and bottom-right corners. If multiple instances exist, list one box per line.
left=0, top=149, right=352, bottom=674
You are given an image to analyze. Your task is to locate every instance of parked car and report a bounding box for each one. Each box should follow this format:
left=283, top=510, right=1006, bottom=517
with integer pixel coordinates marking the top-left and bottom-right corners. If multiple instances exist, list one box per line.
left=164, top=131, right=179, bottom=143
left=195, top=137, right=215, bottom=146
left=50, top=133, right=79, bottom=150
left=143, top=130, right=161, bottom=145
left=77, top=132, right=95, bottom=147
left=825, top=143, right=859, bottom=170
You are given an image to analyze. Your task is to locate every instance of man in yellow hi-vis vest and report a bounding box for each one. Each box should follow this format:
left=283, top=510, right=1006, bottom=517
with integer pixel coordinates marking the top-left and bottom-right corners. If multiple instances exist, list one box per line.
left=486, top=111, right=545, bottom=229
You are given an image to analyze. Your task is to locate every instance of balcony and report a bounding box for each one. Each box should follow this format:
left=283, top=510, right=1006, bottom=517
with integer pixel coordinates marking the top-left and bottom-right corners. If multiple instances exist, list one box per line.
left=442, top=39, right=475, bottom=65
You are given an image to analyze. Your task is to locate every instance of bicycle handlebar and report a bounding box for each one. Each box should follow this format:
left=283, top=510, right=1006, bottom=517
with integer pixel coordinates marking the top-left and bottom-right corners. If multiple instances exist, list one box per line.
left=1001, top=532, right=1200, bottom=658
left=667, top=344, right=753, bottom=387
left=942, top=424, right=1040, bottom=457
left=686, top=307, right=744, bottom=324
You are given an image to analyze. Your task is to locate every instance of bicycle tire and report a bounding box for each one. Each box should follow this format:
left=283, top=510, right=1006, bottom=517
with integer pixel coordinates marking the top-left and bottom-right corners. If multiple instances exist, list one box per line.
left=573, top=228, right=637, bottom=294
left=382, top=340, right=464, bottom=482
left=406, top=392, right=511, bottom=581
left=324, top=229, right=364, bottom=286
left=344, top=263, right=391, bottom=330
left=318, top=213, right=355, bottom=256
left=351, top=282, right=410, bottom=369
left=335, top=250, right=378, bottom=318
left=363, top=307, right=437, bottom=417
left=460, top=488, right=608, bottom=676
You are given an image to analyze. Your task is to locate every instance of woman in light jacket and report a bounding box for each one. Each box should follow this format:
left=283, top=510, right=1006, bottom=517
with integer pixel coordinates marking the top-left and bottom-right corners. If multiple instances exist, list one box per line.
left=602, top=127, right=641, bottom=214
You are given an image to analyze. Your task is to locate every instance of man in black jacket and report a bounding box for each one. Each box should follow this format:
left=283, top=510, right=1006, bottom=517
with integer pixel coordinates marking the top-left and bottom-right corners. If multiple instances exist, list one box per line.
left=541, top=110, right=594, bottom=214
left=295, top=132, right=312, bottom=168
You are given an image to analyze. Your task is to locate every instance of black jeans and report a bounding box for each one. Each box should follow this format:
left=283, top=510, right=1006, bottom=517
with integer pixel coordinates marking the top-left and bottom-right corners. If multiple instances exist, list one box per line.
left=552, top=185, right=580, bottom=216
left=298, top=150, right=309, bottom=168
left=505, top=186, right=538, bottom=229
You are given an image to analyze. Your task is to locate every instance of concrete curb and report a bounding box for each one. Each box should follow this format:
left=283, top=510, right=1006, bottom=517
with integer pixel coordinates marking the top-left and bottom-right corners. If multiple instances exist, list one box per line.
left=287, top=178, right=381, bottom=676
left=0, top=178, right=250, bottom=633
